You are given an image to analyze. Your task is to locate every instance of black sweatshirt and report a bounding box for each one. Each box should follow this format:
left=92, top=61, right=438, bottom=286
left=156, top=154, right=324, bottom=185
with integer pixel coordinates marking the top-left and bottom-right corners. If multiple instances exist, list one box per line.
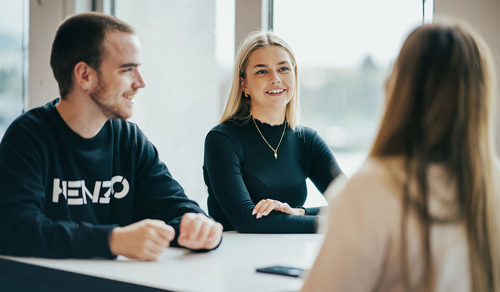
left=0, top=99, right=206, bottom=258
left=203, top=118, right=343, bottom=233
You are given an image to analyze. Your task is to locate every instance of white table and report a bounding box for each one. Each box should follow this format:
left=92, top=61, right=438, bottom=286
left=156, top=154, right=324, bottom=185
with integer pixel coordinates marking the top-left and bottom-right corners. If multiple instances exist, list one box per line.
left=0, top=232, right=324, bottom=292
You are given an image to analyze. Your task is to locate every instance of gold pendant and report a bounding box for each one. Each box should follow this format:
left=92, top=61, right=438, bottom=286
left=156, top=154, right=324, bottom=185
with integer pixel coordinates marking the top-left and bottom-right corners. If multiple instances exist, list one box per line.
left=274, top=152, right=278, bottom=159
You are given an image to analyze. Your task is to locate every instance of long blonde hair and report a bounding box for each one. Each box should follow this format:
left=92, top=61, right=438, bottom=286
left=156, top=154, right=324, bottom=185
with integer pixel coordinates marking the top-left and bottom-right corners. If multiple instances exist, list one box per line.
left=371, top=21, right=499, bottom=291
left=219, top=30, right=300, bottom=129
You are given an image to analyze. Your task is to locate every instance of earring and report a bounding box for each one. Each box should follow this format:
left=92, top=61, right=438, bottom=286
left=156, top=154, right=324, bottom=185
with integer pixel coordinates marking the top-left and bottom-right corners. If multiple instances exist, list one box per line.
left=244, top=92, right=249, bottom=98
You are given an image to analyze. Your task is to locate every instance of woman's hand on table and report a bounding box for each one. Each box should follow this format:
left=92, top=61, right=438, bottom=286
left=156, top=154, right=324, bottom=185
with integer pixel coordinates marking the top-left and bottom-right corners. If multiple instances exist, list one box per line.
left=252, top=199, right=305, bottom=219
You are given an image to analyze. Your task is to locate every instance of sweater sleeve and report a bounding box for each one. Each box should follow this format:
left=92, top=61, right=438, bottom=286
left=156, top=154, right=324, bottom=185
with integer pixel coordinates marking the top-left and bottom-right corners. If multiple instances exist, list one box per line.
left=132, top=129, right=212, bottom=248
left=305, top=129, right=344, bottom=215
left=0, top=146, right=117, bottom=259
left=300, top=166, right=392, bottom=292
left=204, top=130, right=318, bottom=233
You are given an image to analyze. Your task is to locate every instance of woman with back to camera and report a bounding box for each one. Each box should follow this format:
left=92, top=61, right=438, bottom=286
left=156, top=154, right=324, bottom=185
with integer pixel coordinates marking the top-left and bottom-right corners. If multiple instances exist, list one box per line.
left=203, top=30, right=343, bottom=233
left=301, top=21, right=500, bottom=291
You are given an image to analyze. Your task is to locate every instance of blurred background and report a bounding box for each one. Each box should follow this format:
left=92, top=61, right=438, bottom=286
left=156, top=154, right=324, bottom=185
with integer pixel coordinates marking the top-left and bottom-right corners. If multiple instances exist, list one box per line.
left=1, top=0, right=498, bottom=210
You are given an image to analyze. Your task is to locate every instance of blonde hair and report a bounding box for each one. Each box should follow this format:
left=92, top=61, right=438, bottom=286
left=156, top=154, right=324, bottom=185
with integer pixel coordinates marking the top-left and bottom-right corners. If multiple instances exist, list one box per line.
left=371, top=21, right=499, bottom=291
left=219, top=30, right=300, bottom=129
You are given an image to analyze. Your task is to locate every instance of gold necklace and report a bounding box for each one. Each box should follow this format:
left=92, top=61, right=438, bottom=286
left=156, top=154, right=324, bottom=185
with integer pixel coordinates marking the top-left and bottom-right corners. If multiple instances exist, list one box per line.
left=252, top=117, right=287, bottom=159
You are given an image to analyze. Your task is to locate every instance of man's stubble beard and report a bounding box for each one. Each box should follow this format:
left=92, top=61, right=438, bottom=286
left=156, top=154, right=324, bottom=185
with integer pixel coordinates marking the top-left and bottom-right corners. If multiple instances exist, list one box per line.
left=89, top=75, right=127, bottom=120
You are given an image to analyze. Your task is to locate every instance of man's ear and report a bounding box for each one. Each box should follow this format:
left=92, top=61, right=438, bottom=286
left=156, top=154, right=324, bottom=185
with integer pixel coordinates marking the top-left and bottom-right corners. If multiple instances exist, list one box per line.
left=73, top=61, right=96, bottom=91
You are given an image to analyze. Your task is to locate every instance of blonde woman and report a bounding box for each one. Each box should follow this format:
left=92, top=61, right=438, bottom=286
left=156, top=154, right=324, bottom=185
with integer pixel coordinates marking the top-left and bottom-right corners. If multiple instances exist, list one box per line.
left=203, top=31, right=343, bottom=233
left=301, top=21, right=500, bottom=291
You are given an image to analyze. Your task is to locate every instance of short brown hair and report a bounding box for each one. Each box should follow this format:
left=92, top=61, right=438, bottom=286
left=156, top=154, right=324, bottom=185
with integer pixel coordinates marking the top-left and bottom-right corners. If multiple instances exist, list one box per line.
left=50, top=12, right=134, bottom=98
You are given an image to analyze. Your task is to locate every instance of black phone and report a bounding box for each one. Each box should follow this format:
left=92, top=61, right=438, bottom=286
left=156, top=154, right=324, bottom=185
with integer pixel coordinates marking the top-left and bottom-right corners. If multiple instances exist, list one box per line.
left=256, top=265, right=306, bottom=278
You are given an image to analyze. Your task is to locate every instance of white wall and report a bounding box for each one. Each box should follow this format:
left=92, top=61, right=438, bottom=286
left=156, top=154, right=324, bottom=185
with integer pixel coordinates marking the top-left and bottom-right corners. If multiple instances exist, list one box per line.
left=115, top=0, right=219, bottom=210
left=434, top=0, right=500, bottom=149
left=28, top=0, right=65, bottom=108
left=28, top=0, right=93, bottom=109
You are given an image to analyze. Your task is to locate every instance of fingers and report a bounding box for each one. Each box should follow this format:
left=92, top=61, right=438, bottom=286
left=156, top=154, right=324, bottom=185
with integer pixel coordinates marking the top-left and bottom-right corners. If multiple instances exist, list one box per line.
left=109, top=219, right=174, bottom=261
left=148, top=219, right=176, bottom=242
left=178, top=213, right=223, bottom=250
left=205, top=221, right=223, bottom=247
left=253, top=199, right=277, bottom=218
left=179, top=213, right=203, bottom=244
left=252, top=199, right=286, bottom=219
left=261, top=201, right=280, bottom=217
left=146, top=237, right=168, bottom=256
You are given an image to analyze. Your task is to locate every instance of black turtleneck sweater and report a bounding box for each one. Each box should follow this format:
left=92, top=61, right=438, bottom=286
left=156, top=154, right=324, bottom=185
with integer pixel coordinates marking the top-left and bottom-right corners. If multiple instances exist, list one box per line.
left=203, top=118, right=343, bottom=233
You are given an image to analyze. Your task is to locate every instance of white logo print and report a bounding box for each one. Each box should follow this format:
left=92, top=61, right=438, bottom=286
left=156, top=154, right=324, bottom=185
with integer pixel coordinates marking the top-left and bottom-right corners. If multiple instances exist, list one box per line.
left=52, top=176, right=130, bottom=205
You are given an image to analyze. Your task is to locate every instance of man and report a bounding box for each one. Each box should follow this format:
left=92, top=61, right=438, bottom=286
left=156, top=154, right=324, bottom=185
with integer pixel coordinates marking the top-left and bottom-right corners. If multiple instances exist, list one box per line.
left=0, top=12, right=222, bottom=261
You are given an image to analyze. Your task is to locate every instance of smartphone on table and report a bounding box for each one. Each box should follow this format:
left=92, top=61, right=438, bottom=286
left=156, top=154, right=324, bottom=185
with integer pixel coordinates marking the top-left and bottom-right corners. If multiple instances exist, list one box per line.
left=256, top=265, right=306, bottom=278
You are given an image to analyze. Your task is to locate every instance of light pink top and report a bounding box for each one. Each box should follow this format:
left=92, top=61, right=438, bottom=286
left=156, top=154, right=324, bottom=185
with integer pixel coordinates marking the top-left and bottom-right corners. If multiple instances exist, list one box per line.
left=301, top=157, right=470, bottom=292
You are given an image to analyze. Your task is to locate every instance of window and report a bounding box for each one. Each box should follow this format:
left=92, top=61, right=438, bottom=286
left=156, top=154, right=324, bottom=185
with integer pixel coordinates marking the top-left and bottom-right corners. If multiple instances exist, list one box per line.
left=273, top=0, right=433, bottom=205
left=115, top=0, right=234, bottom=210
left=0, top=0, right=27, bottom=139
left=113, top=1, right=434, bottom=209
left=6, top=0, right=434, bottom=209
